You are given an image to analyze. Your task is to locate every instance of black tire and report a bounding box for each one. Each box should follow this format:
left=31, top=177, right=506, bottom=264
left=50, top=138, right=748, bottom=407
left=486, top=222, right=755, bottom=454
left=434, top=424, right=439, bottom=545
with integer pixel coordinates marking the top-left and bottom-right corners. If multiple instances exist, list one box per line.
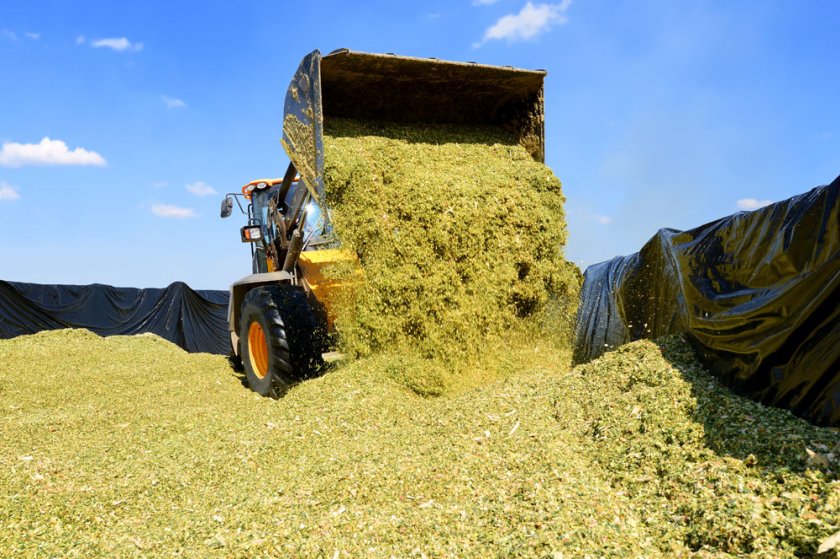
left=238, top=285, right=325, bottom=397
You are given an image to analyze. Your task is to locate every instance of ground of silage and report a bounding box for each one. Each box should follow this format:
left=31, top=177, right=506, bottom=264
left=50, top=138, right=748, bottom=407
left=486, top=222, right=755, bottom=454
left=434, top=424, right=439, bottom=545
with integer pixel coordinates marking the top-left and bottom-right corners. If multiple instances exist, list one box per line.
left=1, top=330, right=838, bottom=558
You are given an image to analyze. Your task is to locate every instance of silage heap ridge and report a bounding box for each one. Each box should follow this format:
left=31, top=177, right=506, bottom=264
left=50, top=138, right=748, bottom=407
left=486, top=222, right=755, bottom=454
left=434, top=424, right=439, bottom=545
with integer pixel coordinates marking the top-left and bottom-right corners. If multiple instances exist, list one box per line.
left=322, top=118, right=579, bottom=387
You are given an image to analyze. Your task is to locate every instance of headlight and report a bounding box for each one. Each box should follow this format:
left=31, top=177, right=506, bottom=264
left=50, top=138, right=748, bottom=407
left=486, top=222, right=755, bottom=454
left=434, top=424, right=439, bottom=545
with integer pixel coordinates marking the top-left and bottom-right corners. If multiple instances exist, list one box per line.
left=240, top=225, right=263, bottom=242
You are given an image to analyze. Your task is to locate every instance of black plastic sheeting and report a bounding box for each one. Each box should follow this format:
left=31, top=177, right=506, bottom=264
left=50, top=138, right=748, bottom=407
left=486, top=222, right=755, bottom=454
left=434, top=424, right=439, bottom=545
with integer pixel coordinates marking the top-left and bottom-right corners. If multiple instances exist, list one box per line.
left=575, top=176, right=840, bottom=427
left=0, top=281, right=230, bottom=355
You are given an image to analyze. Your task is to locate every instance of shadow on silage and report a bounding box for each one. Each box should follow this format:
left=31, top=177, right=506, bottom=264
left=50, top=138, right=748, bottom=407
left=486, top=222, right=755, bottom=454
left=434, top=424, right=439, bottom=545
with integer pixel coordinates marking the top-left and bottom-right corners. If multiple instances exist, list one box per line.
left=656, top=336, right=839, bottom=477
left=228, top=368, right=250, bottom=391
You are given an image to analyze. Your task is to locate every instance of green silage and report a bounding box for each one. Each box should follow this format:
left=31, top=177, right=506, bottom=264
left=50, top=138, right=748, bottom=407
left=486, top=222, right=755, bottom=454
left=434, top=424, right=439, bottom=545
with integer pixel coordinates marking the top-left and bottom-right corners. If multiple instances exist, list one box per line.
left=2, top=330, right=837, bottom=557
left=322, top=118, right=579, bottom=379
left=4, top=111, right=837, bottom=559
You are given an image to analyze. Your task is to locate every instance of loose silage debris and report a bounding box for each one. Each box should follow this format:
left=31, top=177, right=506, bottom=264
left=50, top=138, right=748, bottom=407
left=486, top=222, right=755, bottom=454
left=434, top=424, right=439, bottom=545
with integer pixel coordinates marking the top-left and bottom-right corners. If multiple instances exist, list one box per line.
left=1, top=330, right=837, bottom=558
left=322, top=118, right=580, bottom=387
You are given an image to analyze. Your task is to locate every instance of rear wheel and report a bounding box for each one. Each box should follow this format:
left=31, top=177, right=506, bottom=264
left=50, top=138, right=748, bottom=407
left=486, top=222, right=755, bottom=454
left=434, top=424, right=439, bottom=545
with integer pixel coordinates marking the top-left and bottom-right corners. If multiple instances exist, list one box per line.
left=238, top=285, right=325, bottom=397
left=227, top=331, right=244, bottom=372
left=227, top=352, right=244, bottom=372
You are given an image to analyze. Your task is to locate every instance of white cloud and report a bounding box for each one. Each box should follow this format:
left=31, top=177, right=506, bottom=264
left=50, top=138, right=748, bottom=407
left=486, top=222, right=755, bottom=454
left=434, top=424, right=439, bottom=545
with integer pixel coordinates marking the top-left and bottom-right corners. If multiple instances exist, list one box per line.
left=25, top=32, right=40, bottom=40
left=473, top=0, right=500, bottom=5
left=474, top=0, right=572, bottom=47
left=578, top=211, right=612, bottom=225
left=91, top=37, right=143, bottom=52
left=736, top=198, right=773, bottom=211
left=161, top=95, right=186, bottom=109
left=1, top=29, right=17, bottom=42
left=0, top=182, right=21, bottom=201
left=151, top=204, right=196, bottom=219
left=569, top=208, right=613, bottom=225
left=76, top=35, right=86, bottom=45
left=186, top=181, right=217, bottom=196
left=0, top=137, right=106, bottom=167
left=152, top=181, right=167, bottom=189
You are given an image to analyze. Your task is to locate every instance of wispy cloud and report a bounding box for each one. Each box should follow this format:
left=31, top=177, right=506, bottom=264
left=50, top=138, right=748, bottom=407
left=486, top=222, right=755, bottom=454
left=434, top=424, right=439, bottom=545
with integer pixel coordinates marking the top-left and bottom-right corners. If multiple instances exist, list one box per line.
left=91, top=37, right=143, bottom=52
left=474, top=0, right=572, bottom=47
left=0, top=182, right=21, bottom=201
left=576, top=210, right=613, bottom=225
left=186, top=181, right=217, bottom=197
left=161, top=95, right=186, bottom=109
left=76, top=35, right=86, bottom=45
left=25, top=32, right=40, bottom=40
left=736, top=198, right=773, bottom=211
left=152, top=181, right=167, bottom=189
left=151, top=204, right=196, bottom=219
left=0, top=137, right=106, bottom=167
left=473, top=0, right=501, bottom=5
left=1, top=29, right=18, bottom=42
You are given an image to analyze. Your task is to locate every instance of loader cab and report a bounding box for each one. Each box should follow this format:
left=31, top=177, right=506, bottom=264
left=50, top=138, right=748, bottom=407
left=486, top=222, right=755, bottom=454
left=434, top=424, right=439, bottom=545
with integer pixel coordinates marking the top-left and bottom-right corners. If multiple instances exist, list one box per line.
left=249, top=183, right=283, bottom=274
left=227, top=174, right=330, bottom=275
left=280, top=180, right=327, bottom=247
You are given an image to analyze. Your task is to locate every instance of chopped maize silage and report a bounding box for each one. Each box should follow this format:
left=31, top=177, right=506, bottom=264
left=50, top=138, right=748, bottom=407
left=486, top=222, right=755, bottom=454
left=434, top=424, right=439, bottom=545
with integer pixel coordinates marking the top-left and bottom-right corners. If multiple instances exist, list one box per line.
left=1, top=329, right=837, bottom=558
left=322, top=118, right=580, bottom=383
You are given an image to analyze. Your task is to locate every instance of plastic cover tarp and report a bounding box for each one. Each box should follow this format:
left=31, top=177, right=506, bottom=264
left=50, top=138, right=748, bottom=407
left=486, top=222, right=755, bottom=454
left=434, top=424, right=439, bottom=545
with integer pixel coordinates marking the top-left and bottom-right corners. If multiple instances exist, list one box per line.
left=574, top=176, right=840, bottom=426
left=0, top=281, right=230, bottom=355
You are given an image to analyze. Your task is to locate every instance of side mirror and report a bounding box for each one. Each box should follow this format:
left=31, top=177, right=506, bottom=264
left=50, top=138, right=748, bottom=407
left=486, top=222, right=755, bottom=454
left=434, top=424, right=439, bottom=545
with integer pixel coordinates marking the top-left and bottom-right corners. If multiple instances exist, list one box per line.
left=220, top=196, right=234, bottom=218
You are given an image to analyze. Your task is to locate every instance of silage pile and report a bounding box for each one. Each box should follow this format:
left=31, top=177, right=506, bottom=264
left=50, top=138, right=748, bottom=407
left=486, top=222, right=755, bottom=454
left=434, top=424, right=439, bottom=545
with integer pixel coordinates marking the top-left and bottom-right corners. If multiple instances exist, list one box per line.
left=3, top=117, right=839, bottom=558
left=1, top=330, right=837, bottom=557
left=321, top=118, right=580, bottom=390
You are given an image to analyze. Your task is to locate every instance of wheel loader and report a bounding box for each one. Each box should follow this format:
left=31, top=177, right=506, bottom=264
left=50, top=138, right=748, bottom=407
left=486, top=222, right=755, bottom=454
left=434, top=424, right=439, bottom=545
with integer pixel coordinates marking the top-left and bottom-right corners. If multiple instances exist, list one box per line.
left=221, top=48, right=547, bottom=397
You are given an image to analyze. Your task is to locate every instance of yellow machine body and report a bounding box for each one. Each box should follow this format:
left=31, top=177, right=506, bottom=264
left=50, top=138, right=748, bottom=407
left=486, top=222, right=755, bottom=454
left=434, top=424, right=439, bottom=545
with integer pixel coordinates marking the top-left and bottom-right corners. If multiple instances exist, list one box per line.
left=297, top=249, right=360, bottom=328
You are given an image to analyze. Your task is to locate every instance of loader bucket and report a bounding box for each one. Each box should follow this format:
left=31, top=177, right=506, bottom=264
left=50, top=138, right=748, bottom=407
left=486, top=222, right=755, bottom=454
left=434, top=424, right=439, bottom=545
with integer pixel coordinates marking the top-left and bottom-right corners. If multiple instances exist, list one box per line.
left=281, top=48, right=546, bottom=209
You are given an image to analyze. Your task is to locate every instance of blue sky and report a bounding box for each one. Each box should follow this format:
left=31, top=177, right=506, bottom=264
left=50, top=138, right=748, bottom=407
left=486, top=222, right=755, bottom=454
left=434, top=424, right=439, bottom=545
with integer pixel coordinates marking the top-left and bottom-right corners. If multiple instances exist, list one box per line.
left=1, top=0, right=838, bottom=289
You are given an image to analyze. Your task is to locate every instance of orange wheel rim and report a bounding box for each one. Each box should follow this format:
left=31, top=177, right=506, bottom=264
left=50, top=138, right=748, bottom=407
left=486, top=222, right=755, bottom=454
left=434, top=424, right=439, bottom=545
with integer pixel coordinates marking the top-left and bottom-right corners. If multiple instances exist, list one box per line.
left=247, top=321, right=269, bottom=379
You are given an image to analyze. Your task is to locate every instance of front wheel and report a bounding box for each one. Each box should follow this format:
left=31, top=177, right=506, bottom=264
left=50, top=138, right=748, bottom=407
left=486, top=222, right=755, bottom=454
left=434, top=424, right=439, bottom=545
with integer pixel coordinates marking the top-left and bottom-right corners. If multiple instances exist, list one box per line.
left=238, top=285, right=325, bottom=397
